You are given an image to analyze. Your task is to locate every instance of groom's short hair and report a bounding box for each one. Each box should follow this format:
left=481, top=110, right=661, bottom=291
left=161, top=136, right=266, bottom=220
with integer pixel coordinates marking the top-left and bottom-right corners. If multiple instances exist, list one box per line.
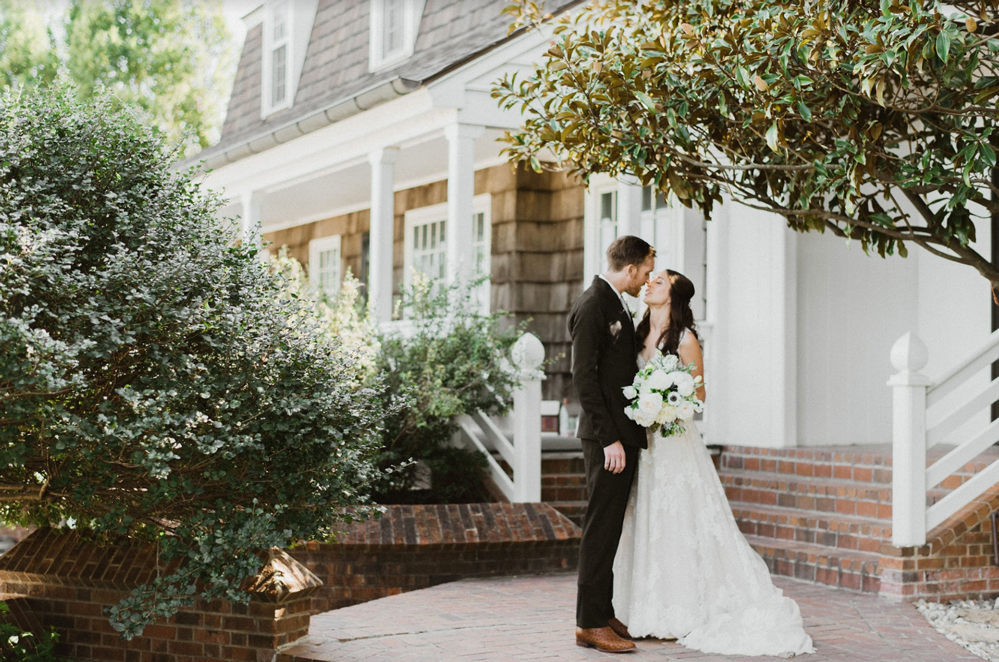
left=607, top=236, right=655, bottom=272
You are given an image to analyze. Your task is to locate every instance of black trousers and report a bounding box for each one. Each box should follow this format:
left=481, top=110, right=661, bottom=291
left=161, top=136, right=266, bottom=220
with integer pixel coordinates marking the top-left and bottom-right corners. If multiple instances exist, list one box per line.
left=575, top=439, right=639, bottom=629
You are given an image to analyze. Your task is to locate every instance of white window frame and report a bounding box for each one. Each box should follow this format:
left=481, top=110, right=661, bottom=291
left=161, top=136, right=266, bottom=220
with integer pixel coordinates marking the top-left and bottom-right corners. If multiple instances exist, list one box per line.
left=369, top=0, right=423, bottom=71
left=309, top=234, right=342, bottom=297
left=403, top=194, right=491, bottom=313
left=262, top=0, right=293, bottom=116
left=583, top=174, right=620, bottom=283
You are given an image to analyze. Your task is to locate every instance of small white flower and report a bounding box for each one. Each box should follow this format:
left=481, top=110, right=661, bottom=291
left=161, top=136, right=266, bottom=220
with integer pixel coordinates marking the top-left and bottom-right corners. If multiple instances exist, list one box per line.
left=657, top=405, right=678, bottom=424
left=622, top=385, right=637, bottom=400
left=677, top=400, right=696, bottom=420
left=667, top=391, right=682, bottom=405
left=662, top=354, right=679, bottom=370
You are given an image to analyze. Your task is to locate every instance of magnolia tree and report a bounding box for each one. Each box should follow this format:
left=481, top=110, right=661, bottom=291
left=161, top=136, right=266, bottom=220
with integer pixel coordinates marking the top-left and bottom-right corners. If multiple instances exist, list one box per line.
left=495, top=0, right=999, bottom=287
left=0, top=88, right=385, bottom=638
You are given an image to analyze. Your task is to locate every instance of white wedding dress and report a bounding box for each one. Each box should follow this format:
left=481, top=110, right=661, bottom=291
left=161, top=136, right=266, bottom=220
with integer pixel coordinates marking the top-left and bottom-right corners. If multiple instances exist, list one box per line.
left=613, top=349, right=814, bottom=657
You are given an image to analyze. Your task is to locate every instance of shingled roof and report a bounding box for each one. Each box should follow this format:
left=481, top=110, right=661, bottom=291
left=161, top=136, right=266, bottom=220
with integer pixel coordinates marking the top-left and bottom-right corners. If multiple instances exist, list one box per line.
left=198, top=0, right=579, bottom=165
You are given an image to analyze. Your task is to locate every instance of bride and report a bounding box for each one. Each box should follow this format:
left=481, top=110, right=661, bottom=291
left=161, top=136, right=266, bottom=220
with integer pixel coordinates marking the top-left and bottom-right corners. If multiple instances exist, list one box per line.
left=612, top=269, right=814, bottom=657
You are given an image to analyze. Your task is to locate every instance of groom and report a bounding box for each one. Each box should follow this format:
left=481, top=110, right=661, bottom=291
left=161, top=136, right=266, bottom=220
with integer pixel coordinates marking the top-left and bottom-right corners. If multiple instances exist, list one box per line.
left=569, top=235, right=655, bottom=653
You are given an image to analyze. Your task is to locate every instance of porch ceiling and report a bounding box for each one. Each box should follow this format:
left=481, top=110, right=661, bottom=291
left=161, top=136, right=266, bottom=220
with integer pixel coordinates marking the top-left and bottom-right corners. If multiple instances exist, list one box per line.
left=254, top=128, right=509, bottom=231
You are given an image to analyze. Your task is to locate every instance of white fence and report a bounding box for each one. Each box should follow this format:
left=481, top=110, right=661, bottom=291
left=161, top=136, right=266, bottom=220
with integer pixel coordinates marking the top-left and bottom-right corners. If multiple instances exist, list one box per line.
left=453, top=333, right=545, bottom=503
left=890, top=328, right=999, bottom=546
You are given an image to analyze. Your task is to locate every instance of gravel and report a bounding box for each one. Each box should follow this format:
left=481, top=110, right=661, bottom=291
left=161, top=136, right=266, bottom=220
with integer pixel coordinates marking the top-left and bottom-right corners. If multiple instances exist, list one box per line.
left=918, top=599, right=999, bottom=661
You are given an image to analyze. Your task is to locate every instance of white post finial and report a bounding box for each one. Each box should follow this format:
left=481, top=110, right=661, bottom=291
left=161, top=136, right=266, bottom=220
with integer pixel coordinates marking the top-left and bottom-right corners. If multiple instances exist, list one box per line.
left=889, top=331, right=931, bottom=547
left=890, top=331, right=929, bottom=376
left=511, top=333, right=545, bottom=502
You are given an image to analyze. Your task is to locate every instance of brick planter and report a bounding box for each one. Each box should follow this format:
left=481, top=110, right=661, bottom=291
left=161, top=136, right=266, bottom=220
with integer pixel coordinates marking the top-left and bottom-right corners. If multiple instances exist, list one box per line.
left=0, top=528, right=321, bottom=662
left=290, top=502, right=581, bottom=613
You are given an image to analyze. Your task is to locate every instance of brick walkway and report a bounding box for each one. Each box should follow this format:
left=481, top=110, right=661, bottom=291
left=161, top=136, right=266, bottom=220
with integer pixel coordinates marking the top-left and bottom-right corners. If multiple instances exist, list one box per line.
left=279, top=572, right=979, bottom=662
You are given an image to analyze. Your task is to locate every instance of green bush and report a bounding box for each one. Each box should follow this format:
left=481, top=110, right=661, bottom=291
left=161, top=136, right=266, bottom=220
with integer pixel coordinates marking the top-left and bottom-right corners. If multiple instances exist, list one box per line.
left=372, top=275, right=522, bottom=503
left=275, top=258, right=522, bottom=503
left=0, top=86, right=386, bottom=639
left=0, top=601, right=66, bottom=662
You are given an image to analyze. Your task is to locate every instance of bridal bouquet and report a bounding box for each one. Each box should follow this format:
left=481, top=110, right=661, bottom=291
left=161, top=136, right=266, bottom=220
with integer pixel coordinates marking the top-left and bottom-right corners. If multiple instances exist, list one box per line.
left=623, top=353, right=704, bottom=436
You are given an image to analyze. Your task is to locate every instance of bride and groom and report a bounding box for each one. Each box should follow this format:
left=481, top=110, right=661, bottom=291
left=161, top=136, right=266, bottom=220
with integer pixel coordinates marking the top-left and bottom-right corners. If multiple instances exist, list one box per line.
left=568, top=235, right=814, bottom=656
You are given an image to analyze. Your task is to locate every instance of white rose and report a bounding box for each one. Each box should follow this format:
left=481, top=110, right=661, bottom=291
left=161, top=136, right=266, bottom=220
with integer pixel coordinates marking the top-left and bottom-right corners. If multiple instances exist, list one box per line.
left=622, top=385, right=637, bottom=400
left=675, top=373, right=696, bottom=397
left=662, top=354, right=679, bottom=370
left=637, top=392, right=663, bottom=420
left=635, top=411, right=655, bottom=427
left=646, top=369, right=672, bottom=391
left=677, top=400, right=696, bottom=420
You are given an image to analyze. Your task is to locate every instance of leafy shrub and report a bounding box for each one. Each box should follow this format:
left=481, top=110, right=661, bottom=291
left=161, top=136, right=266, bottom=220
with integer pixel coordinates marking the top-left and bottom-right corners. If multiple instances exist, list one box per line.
left=372, top=275, right=522, bottom=503
left=274, top=258, right=521, bottom=503
left=0, top=601, right=66, bottom=662
left=0, top=86, right=385, bottom=638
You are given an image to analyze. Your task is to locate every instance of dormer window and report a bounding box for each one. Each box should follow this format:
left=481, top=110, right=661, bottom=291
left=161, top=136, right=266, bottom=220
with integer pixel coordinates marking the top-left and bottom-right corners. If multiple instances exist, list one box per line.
left=370, top=0, right=422, bottom=71
left=262, top=0, right=292, bottom=116
left=271, top=3, right=288, bottom=106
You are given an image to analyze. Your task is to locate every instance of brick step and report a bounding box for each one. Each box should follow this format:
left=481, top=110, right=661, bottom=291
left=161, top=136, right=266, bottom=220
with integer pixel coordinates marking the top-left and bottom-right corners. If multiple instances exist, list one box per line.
left=731, top=503, right=891, bottom=553
left=548, top=500, right=586, bottom=527
left=745, top=534, right=881, bottom=593
left=720, top=445, right=999, bottom=491
left=720, top=469, right=950, bottom=515
left=541, top=473, right=588, bottom=503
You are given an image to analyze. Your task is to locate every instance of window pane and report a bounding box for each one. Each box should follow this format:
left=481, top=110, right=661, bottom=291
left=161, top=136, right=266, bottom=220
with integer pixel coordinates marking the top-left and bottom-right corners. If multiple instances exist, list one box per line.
left=601, top=191, right=615, bottom=222
left=642, top=186, right=652, bottom=212
left=273, top=1, right=287, bottom=40
left=383, top=0, right=404, bottom=55
left=272, top=44, right=286, bottom=104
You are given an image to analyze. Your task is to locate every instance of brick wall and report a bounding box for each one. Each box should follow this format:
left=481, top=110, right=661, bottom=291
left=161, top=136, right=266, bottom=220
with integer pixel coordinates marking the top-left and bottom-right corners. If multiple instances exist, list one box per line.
left=289, top=502, right=580, bottom=613
left=0, top=530, right=320, bottom=662
left=881, top=485, right=999, bottom=601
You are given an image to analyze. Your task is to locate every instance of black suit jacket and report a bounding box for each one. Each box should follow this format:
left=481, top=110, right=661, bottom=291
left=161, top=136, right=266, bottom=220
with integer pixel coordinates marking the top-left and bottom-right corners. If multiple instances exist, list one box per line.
left=568, top=276, right=647, bottom=449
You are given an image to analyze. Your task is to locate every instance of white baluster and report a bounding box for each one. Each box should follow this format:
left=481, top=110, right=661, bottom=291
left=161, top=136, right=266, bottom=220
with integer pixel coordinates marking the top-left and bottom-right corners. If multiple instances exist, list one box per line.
left=888, top=332, right=931, bottom=547
left=511, top=333, right=545, bottom=502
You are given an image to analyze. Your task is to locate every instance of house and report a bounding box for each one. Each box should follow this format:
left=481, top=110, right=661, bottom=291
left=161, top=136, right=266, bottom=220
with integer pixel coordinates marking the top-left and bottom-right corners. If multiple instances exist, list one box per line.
left=194, top=0, right=998, bottom=600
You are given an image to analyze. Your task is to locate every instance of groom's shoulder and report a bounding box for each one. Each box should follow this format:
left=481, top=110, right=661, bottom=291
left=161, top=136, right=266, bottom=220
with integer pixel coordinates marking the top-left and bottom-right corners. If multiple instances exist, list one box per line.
left=571, top=280, right=605, bottom=312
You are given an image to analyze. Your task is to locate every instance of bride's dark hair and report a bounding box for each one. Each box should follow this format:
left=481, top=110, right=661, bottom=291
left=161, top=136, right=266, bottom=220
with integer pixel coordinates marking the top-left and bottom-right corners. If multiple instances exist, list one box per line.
left=636, top=270, right=698, bottom=356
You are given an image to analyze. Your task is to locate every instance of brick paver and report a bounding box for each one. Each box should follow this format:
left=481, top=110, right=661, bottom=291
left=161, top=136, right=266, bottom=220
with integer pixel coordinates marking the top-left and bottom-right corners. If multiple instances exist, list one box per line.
left=278, top=572, right=979, bottom=662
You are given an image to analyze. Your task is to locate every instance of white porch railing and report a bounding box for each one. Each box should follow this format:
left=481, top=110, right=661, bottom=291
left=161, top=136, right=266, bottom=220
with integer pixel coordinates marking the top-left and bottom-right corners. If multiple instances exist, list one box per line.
left=890, top=328, right=999, bottom=546
left=453, top=333, right=545, bottom=503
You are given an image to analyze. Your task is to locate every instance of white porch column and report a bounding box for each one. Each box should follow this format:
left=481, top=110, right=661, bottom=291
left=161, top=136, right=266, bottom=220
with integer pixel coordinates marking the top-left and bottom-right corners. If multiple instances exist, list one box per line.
left=444, top=123, right=485, bottom=285
left=369, top=147, right=399, bottom=324
left=617, top=178, right=644, bottom=239
left=239, top=191, right=263, bottom=249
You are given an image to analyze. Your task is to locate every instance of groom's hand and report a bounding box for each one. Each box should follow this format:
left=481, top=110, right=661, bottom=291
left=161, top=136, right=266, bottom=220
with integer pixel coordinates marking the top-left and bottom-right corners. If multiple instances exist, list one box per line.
left=604, top=441, right=626, bottom=474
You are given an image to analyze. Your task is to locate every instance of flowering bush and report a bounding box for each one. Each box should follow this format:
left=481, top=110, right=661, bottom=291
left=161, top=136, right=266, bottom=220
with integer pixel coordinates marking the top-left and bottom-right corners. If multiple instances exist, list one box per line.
left=623, top=353, right=704, bottom=436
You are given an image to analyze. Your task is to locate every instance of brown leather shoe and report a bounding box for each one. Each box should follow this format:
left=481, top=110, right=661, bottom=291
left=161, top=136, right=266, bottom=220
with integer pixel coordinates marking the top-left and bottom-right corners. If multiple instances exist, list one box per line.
left=575, top=626, right=636, bottom=653
left=608, top=617, right=633, bottom=640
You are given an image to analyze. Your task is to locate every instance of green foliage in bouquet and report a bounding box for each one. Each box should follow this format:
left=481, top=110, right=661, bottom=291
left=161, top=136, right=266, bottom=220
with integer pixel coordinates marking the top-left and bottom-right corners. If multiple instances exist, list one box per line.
left=0, top=86, right=385, bottom=639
